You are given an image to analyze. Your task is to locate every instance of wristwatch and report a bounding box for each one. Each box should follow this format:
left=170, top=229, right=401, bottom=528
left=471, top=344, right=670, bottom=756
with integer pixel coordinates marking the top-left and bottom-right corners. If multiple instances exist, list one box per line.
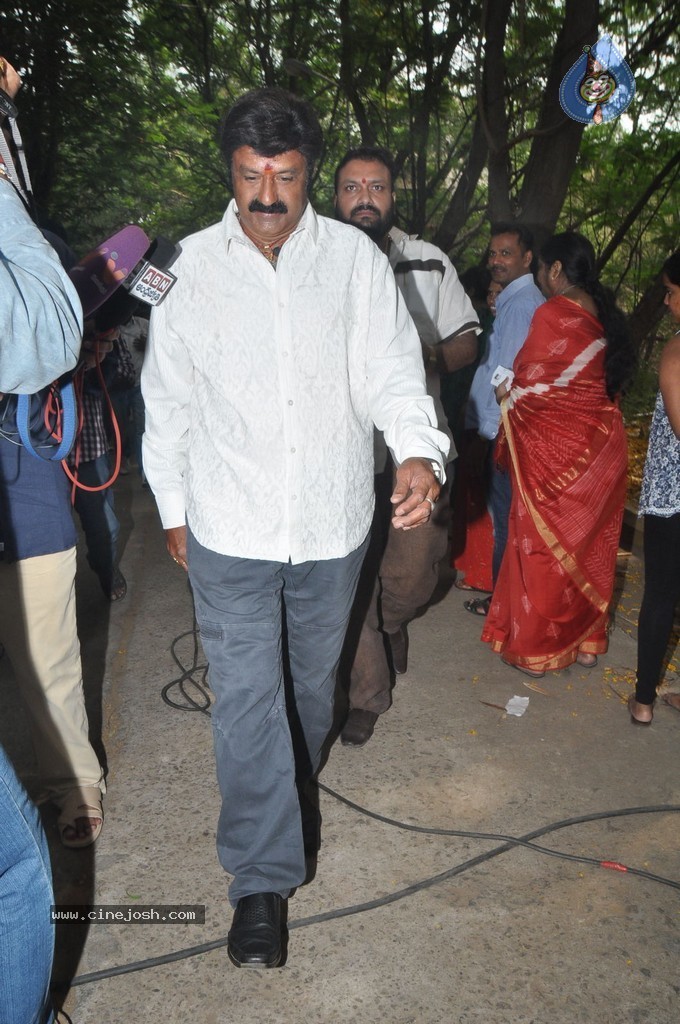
left=429, top=460, right=445, bottom=483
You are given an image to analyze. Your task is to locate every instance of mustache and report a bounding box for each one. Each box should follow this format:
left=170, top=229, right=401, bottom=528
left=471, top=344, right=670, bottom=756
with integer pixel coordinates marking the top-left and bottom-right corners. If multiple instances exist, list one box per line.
left=248, top=199, right=288, bottom=214
left=351, top=203, right=379, bottom=215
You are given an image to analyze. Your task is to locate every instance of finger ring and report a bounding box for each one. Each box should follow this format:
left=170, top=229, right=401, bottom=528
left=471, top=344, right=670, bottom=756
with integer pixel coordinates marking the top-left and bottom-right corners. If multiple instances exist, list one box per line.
left=425, top=497, right=435, bottom=512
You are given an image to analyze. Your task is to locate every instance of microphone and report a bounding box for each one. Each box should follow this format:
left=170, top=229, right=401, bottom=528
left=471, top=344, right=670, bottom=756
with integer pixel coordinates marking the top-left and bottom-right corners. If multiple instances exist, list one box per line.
left=121, top=235, right=181, bottom=308
left=68, top=228, right=181, bottom=331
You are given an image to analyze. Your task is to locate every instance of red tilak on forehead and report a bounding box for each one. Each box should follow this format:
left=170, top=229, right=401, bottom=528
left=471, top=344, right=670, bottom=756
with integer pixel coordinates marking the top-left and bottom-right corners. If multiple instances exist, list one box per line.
left=361, top=178, right=367, bottom=184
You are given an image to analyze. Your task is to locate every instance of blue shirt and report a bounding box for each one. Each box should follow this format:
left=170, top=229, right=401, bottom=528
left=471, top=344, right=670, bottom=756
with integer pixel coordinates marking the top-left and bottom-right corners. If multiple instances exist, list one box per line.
left=0, top=180, right=82, bottom=395
left=465, top=274, right=545, bottom=440
left=0, top=180, right=82, bottom=561
left=0, top=440, right=77, bottom=561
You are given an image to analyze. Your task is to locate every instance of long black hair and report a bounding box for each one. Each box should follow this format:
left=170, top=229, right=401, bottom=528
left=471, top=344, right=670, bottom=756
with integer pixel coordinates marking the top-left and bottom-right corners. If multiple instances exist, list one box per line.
left=540, top=231, right=636, bottom=399
left=662, top=250, right=680, bottom=285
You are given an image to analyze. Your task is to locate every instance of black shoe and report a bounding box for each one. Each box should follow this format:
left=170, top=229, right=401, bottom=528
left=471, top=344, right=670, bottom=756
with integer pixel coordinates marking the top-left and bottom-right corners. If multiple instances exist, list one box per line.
left=341, top=708, right=378, bottom=747
left=227, top=893, right=284, bottom=968
left=387, top=625, right=408, bottom=674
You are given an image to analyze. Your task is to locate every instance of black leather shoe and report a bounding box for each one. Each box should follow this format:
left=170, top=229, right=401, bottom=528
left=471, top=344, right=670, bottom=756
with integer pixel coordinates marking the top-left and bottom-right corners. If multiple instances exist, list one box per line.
left=227, top=893, right=284, bottom=968
left=341, top=708, right=378, bottom=746
left=387, top=625, right=408, bottom=674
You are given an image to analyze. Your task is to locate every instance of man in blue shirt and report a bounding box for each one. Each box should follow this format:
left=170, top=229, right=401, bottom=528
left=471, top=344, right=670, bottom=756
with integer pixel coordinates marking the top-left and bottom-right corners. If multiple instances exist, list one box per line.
left=464, top=224, right=544, bottom=614
left=1, top=138, right=104, bottom=850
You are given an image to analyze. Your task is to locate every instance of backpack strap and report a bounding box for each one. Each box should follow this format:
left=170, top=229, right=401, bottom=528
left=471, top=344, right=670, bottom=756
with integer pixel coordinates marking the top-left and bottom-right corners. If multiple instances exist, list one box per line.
left=16, top=380, right=77, bottom=460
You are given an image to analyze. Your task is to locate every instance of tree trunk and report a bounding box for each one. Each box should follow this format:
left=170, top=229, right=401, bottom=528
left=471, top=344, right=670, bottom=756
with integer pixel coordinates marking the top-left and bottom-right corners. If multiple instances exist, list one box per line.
left=516, top=0, right=598, bottom=235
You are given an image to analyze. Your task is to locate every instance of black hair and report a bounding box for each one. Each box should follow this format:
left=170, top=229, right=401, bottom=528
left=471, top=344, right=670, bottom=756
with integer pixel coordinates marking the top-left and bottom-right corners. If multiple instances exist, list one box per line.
left=218, top=88, right=323, bottom=188
left=540, top=231, right=636, bottom=399
left=334, top=146, right=396, bottom=194
left=489, top=221, right=534, bottom=255
left=662, top=250, right=680, bottom=285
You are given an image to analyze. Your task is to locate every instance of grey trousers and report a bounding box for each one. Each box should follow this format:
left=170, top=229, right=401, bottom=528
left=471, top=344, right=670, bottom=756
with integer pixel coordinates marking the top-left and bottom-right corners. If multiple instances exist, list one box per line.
left=187, top=531, right=368, bottom=904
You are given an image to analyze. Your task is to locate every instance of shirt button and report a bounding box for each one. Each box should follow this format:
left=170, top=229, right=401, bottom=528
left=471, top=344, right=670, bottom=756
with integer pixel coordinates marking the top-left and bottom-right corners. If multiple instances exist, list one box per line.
left=291, top=494, right=297, bottom=501
left=290, top=447, right=296, bottom=453
left=288, top=400, right=294, bottom=406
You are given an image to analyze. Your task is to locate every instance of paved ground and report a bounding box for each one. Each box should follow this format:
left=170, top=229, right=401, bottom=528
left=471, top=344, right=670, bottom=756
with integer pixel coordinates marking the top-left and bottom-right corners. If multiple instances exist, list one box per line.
left=1, top=473, right=679, bottom=1024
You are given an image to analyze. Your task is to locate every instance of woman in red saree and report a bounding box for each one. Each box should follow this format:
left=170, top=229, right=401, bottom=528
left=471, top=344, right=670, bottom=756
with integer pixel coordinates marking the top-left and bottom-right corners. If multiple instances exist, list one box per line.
left=481, top=232, right=635, bottom=676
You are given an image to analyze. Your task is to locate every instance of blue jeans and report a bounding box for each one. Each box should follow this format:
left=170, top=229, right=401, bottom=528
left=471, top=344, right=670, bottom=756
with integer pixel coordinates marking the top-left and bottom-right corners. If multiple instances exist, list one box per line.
left=73, top=453, right=120, bottom=588
left=487, top=442, right=512, bottom=586
left=112, top=385, right=145, bottom=474
left=187, top=531, right=368, bottom=904
left=0, top=745, right=55, bottom=1024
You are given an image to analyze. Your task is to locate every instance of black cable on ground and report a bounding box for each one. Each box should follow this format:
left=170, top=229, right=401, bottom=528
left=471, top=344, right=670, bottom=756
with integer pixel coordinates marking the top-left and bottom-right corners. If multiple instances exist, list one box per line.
left=160, top=627, right=210, bottom=716
left=68, top=801, right=680, bottom=988
left=65, top=630, right=680, bottom=989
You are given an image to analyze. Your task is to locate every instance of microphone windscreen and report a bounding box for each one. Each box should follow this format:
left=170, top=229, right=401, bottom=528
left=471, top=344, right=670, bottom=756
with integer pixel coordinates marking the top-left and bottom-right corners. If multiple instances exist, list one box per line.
left=142, top=236, right=181, bottom=270
left=69, top=225, right=150, bottom=317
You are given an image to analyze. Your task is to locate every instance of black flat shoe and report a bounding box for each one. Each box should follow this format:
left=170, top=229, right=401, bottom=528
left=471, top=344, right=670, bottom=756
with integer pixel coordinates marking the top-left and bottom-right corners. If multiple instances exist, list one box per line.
left=341, top=708, right=378, bottom=747
left=464, top=596, right=490, bottom=617
left=227, top=893, right=284, bottom=968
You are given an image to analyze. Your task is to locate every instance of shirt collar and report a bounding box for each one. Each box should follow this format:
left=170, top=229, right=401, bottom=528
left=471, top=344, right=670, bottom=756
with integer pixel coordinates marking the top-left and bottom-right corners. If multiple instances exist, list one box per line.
left=388, top=226, right=410, bottom=253
left=495, top=272, right=537, bottom=310
left=222, top=198, right=319, bottom=252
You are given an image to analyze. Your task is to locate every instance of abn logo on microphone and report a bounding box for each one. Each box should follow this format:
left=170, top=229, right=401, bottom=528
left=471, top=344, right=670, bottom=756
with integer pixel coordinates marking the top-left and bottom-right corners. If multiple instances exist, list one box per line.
left=559, top=35, right=635, bottom=125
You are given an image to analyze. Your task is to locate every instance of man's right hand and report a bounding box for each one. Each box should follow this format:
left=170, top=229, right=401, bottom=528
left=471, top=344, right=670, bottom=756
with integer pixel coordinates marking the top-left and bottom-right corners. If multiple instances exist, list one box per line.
left=165, top=526, right=188, bottom=571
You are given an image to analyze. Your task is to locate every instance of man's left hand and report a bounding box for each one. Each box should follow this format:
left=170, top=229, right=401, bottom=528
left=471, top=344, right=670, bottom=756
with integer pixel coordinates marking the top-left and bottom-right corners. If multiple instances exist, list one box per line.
left=391, top=457, right=441, bottom=530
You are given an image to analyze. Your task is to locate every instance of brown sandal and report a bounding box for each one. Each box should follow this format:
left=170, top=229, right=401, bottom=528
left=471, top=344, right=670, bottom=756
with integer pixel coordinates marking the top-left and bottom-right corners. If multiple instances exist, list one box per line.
left=57, top=787, right=104, bottom=849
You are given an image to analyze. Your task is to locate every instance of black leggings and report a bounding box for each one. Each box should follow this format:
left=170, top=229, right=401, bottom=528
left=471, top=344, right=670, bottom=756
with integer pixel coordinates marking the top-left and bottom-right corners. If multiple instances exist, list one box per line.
left=635, top=512, right=680, bottom=704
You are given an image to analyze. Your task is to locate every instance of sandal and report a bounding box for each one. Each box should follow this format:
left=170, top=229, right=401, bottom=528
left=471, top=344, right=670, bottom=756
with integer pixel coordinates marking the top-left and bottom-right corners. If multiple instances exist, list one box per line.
left=502, top=656, right=545, bottom=679
left=464, top=596, right=491, bottom=617
left=627, top=696, right=653, bottom=726
left=576, top=653, right=598, bottom=668
left=100, top=568, right=127, bottom=602
left=57, top=787, right=104, bottom=849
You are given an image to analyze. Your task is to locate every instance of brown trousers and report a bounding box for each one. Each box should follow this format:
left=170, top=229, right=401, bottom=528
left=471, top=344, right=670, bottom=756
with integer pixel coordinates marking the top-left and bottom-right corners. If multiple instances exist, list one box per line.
left=342, top=462, right=449, bottom=714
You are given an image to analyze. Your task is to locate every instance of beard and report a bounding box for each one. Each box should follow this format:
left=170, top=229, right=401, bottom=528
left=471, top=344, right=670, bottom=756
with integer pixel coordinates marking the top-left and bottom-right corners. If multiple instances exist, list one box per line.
left=335, top=202, right=395, bottom=245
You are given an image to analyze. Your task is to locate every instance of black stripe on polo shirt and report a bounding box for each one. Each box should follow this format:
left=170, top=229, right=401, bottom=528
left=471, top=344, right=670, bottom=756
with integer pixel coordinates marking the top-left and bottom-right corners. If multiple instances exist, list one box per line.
left=452, top=320, right=481, bottom=336
left=393, top=258, right=445, bottom=277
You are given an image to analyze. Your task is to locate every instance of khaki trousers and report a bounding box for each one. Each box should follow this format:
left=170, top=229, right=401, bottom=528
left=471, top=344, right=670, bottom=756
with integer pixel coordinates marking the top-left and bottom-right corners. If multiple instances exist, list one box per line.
left=0, top=547, right=104, bottom=801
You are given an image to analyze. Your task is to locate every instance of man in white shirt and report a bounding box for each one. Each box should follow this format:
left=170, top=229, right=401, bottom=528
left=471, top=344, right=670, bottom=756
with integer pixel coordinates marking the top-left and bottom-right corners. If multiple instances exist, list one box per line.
left=142, top=89, right=449, bottom=969
left=334, top=146, right=480, bottom=746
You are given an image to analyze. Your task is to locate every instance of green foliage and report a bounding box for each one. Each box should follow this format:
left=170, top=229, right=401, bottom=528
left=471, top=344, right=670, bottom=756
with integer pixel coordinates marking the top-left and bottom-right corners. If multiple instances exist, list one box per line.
left=1, top=0, right=677, bottom=413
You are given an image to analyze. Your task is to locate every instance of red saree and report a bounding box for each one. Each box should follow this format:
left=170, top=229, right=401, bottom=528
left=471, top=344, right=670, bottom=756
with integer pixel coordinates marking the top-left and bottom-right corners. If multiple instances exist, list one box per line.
left=481, top=296, right=627, bottom=672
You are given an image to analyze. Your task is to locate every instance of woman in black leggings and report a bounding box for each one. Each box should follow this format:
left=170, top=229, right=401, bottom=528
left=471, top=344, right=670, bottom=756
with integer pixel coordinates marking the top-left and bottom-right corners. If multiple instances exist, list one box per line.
left=629, top=250, right=680, bottom=724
